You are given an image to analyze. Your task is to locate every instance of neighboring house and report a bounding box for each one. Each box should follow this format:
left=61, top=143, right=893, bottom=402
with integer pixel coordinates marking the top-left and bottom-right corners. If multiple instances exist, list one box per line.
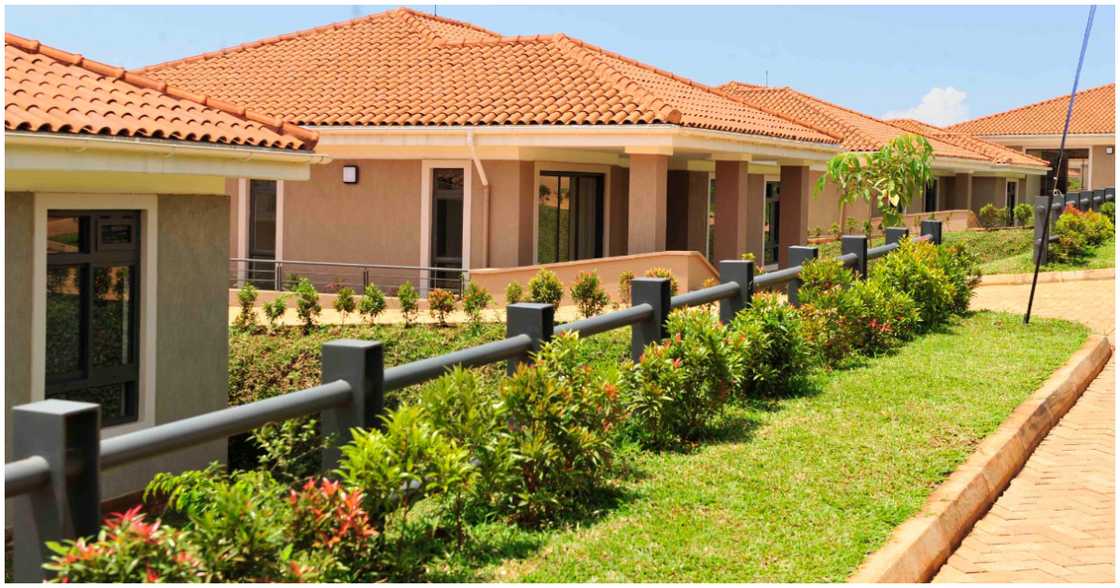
left=719, top=82, right=1051, bottom=234
left=948, top=83, right=1115, bottom=197
left=139, top=7, right=849, bottom=274
left=4, top=33, right=325, bottom=498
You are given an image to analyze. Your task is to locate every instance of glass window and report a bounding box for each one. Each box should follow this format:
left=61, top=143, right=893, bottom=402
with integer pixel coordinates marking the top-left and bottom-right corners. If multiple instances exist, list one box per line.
left=45, top=211, right=140, bottom=427
left=430, top=169, right=465, bottom=271
left=249, top=180, right=277, bottom=258
left=537, top=172, right=602, bottom=264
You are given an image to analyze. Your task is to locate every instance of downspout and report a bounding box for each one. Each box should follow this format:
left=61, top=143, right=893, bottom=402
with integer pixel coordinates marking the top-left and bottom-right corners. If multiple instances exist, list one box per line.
left=466, top=130, right=491, bottom=267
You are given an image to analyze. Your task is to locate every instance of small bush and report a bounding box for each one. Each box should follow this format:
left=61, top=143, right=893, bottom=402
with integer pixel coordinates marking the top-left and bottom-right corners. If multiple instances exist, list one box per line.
left=505, top=281, right=523, bottom=305
left=617, top=271, right=635, bottom=305
left=461, top=281, right=493, bottom=326
left=359, top=284, right=387, bottom=325
left=729, top=293, right=813, bottom=396
left=570, top=271, right=610, bottom=318
left=263, top=295, right=288, bottom=333
left=870, top=238, right=955, bottom=328
left=1100, top=201, right=1115, bottom=223
left=1048, top=205, right=1112, bottom=263
left=334, top=287, right=357, bottom=325
left=234, top=283, right=259, bottom=333
left=427, top=288, right=457, bottom=327
left=643, top=267, right=679, bottom=296
left=936, top=243, right=981, bottom=314
left=797, top=258, right=858, bottom=365
left=620, top=308, right=741, bottom=448
left=844, top=278, right=921, bottom=355
left=294, top=278, right=322, bottom=334
left=397, top=281, right=419, bottom=327
left=978, top=204, right=1007, bottom=229
left=1013, top=202, right=1034, bottom=227
left=527, top=268, right=564, bottom=307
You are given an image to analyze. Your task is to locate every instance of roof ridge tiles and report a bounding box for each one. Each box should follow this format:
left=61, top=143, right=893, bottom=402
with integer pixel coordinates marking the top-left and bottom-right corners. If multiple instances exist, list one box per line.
left=4, top=32, right=318, bottom=148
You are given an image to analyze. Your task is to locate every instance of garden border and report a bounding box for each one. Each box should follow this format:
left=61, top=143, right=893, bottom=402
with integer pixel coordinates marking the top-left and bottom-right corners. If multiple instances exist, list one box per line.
left=849, top=334, right=1112, bottom=583
left=979, top=267, right=1114, bottom=286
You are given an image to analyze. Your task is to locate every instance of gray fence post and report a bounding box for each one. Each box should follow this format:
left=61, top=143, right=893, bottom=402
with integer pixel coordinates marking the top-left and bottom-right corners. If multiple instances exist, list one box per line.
left=920, top=219, right=943, bottom=245
left=786, top=246, right=819, bottom=307
left=506, top=303, right=554, bottom=374
left=11, top=400, right=101, bottom=582
left=630, top=277, right=671, bottom=361
left=884, top=226, right=910, bottom=245
left=320, top=339, right=384, bottom=470
left=841, top=235, right=868, bottom=279
left=1033, top=196, right=1050, bottom=265
left=718, top=260, right=754, bottom=324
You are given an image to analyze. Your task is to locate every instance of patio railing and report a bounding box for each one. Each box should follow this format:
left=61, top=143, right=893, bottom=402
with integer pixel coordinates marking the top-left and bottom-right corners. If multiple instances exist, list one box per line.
left=1033, top=187, right=1115, bottom=264
left=5, top=221, right=944, bottom=581
left=229, top=258, right=467, bottom=295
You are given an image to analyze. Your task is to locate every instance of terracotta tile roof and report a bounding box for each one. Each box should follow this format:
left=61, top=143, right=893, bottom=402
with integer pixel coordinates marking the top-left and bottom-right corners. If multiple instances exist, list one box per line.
left=947, top=83, right=1114, bottom=136
left=5, top=33, right=316, bottom=150
left=138, top=8, right=838, bottom=144
left=719, top=81, right=995, bottom=162
left=886, top=118, right=1050, bottom=168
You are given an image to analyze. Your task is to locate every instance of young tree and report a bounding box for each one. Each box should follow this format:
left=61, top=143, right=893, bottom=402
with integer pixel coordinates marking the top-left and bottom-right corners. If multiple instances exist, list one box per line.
left=359, top=284, right=387, bottom=325
left=333, top=287, right=357, bottom=326
left=293, top=278, right=321, bottom=334
left=815, top=134, right=934, bottom=227
left=234, top=283, right=259, bottom=333
left=263, top=295, right=287, bottom=334
left=397, top=281, right=420, bottom=327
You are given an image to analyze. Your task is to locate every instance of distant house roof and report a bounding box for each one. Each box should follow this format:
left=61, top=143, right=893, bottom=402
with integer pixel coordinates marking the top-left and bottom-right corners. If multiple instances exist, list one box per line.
left=5, top=33, right=317, bottom=150
left=719, top=81, right=1048, bottom=170
left=886, top=118, right=1051, bottom=168
left=137, top=8, right=838, bottom=144
left=947, top=83, right=1114, bottom=137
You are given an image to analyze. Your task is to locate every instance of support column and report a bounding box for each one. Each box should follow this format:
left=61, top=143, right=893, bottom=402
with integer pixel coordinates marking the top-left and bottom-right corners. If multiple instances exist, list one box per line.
left=778, top=165, right=811, bottom=267
left=955, top=172, right=973, bottom=212
left=627, top=153, right=669, bottom=254
left=714, top=161, right=765, bottom=263
left=685, top=171, right=710, bottom=254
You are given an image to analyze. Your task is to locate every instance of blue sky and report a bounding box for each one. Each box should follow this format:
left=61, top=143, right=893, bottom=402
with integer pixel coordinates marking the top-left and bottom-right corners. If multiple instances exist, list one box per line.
left=5, top=4, right=1115, bottom=125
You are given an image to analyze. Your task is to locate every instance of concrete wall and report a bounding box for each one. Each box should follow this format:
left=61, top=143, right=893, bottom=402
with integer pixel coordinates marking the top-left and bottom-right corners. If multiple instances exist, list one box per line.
left=608, top=165, right=630, bottom=256
left=5, top=192, right=34, bottom=458
left=1090, top=145, right=1115, bottom=189
left=971, top=177, right=1001, bottom=211
left=477, top=160, right=534, bottom=268
left=805, top=172, right=876, bottom=236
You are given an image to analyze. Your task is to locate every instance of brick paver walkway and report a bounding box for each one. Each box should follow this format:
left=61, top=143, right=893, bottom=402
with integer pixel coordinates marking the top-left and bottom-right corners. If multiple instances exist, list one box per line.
left=933, top=276, right=1115, bottom=583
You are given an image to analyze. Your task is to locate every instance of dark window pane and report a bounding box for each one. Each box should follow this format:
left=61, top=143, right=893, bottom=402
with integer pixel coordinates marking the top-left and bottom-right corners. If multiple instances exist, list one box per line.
left=434, top=199, right=463, bottom=259
left=91, top=266, right=132, bottom=367
left=434, top=169, right=464, bottom=192
left=46, top=265, right=83, bottom=377
left=98, top=221, right=134, bottom=248
left=250, top=180, right=277, bottom=258
left=537, top=176, right=560, bottom=263
left=47, top=215, right=84, bottom=254
left=47, top=383, right=128, bottom=422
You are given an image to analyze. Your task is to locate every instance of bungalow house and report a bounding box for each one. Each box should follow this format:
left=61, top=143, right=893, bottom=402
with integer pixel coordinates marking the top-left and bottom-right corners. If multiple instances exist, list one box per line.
left=719, top=82, right=1051, bottom=237
left=948, top=83, right=1115, bottom=196
left=4, top=33, right=325, bottom=498
left=138, top=6, right=851, bottom=278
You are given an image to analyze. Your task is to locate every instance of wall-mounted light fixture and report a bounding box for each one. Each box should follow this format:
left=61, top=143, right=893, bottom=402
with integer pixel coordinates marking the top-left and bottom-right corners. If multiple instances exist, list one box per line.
left=1106, top=146, right=1114, bottom=155
left=342, top=165, right=359, bottom=184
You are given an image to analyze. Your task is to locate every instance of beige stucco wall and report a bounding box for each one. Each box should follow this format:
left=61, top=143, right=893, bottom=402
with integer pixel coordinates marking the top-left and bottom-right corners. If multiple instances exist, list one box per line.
left=475, top=160, right=534, bottom=268
left=608, top=165, right=630, bottom=256
left=5, top=192, right=34, bottom=460
left=971, top=176, right=1001, bottom=211
left=1090, top=145, right=1115, bottom=189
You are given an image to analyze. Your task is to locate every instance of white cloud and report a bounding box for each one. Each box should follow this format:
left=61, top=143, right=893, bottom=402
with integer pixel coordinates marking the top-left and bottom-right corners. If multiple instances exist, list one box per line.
left=883, top=87, right=970, bottom=126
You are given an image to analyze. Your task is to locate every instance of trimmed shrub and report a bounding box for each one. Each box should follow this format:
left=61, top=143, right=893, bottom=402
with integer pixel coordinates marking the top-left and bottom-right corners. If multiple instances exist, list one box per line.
left=1100, top=201, right=1115, bottom=223
left=729, top=293, right=813, bottom=396
left=978, top=204, right=1007, bottom=229
left=359, top=284, right=387, bottom=325
left=234, top=283, right=259, bottom=333
left=844, top=278, right=921, bottom=354
left=263, top=295, right=287, bottom=333
left=617, top=271, right=634, bottom=305
left=620, top=308, right=742, bottom=448
left=397, top=281, right=419, bottom=327
left=461, top=281, right=493, bottom=326
left=643, top=267, right=680, bottom=296
left=1047, top=205, right=1112, bottom=263
left=870, top=238, right=955, bottom=328
left=293, top=278, right=321, bottom=334
left=1013, top=202, right=1033, bottom=227
left=427, top=288, right=457, bottom=327
left=334, top=287, right=357, bottom=325
left=797, top=258, right=858, bottom=365
left=570, top=271, right=610, bottom=318
left=527, top=268, right=564, bottom=307
left=505, top=281, right=523, bottom=305
left=936, top=243, right=981, bottom=314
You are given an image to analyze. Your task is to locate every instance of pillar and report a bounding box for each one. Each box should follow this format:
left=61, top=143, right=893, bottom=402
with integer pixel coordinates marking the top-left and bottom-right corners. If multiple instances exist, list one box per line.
left=955, top=173, right=973, bottom=212
left=778, top=165, right=811, bottom=267
left=713, top=161, right=765, bottom=263
left=627, top=154, right=669, bottom=254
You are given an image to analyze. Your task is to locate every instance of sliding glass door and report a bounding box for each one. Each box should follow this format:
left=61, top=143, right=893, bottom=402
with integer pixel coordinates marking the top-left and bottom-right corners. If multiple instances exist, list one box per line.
left=537, top=171, right=604, bottom=264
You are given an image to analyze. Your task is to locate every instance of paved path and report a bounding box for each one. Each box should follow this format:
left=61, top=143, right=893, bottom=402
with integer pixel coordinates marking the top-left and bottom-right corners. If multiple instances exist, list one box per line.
left=933, top=276, right=1115, bottom=583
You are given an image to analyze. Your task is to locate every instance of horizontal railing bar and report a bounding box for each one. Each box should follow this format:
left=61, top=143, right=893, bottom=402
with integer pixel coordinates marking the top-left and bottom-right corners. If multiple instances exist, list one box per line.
left=100, top=380, right=353, bottom=470
left=555, top=303, right=653, bottom=337
left=837, top=252, right=859, bottom=267
left=231, top=258, right=463, bottom=273
left=754, top=266, right=801, bottom=288
left=669, top=282, right=739, bottom=310
left=383, top=335, right=533, bottom=391
left=4, top=456, right=51, bottom=498
left=867, top=241, right=900, bottom=260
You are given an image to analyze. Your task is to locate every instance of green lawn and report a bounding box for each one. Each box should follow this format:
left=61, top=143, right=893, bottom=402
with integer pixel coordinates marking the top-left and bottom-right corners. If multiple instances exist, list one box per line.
left=430, top=311, right=1087, bottom=582
left=980, top=238, right=1115, bottom=275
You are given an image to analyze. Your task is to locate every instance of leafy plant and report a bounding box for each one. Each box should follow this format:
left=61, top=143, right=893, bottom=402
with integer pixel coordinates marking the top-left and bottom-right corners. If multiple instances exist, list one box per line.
left=978, top=204, right=1007, bottom=229
left=293, top=278, right=321, bottom=335
left=815, top=134, right=935, bottom=227
left=397, top=281, right=419, bottom=327
left=1100, top=201, right=1115, bottom=223
left=643, top=267, right=680, bottom=296
left=870, top=238, right=956, bottom=327
left=250, top=417, right=328, bottom=484
left=570, top=271, right=610, bottom=318
left=1013, top=202, right=1034, bottom=227
left=461, top=280, right=493, bottom=327
left=234, top=283, right=259, bottom=333
left=527, top=268, right=564, bottom=307
left=427, top=288, right=457, bottom=327
left=334, top=286, right=357, bottom=326
left=263, top=295, right=288, bottom=333
left=359, top=284, right=387, bottom=325
left=505, top=281, right=524, bottom=305
left=617, top=271, right=635, bottom=305
left=729, top=293, right=813, bottom=396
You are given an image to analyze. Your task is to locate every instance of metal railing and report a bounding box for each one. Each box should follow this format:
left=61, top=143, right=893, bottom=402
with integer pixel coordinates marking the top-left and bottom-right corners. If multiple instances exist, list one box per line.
left=229, top=258, right=467, bottom=295
left=1033, top=187, right=1115, bottom=264
left=4, top=221, right=944, bottom=581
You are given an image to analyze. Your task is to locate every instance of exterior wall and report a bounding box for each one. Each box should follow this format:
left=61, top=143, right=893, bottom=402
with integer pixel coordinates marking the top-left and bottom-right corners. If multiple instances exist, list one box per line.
left=1090, top=145, right=1115, bottom=189
left=778, top=165, right=811, bottom=266
left=4, top=192, right=34, bottom=460
left=627, top=154, right=669, bottom=253
left=608, top=165, right=630, bottom=256
left=226, top=177, right=240, bottom=258
left=971, top=177, right=1001, bottom=211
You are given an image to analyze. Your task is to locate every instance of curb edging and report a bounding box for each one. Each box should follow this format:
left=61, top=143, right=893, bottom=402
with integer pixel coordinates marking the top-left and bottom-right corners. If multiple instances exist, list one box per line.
left=979, top=267, right=1114, bottom=286
left=849, top=335, right=1113, bottom=583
